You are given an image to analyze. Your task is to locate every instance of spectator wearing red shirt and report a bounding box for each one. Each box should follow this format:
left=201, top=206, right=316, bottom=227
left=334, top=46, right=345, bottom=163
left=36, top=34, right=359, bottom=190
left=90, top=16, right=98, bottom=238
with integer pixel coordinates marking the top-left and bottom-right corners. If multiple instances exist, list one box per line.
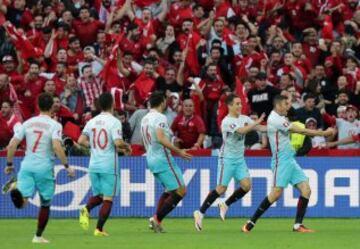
left=67, top=37, right=84, bottom=74
left=199, top=63, right=225, bottom=140
left=171, top=99, right=206, bottom=149
left=118, top=22, right=147, bottom=60
left=0, top=100, right=21, bottom=148
left=52, top=95, right=78, bottom=126
left=168, top=0, right=193, bottom=29
left=72, top=7, right=105, bottom=47
left=0, top=55, right=25, bottom=96
left=121, top=0, right=167, bottom=40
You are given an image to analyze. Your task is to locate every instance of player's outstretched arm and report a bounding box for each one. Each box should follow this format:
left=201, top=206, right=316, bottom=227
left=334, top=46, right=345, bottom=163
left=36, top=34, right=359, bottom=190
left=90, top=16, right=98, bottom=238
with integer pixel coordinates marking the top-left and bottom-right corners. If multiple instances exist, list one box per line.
left=156, top=128, right=192, bottom=160
left=53, top=140, right=75, bottom=177
left=289, top=124, right=336, bottom=137
left=4, top=138, right=21, bottom=175
left=236, top=113, right=266, bottom=135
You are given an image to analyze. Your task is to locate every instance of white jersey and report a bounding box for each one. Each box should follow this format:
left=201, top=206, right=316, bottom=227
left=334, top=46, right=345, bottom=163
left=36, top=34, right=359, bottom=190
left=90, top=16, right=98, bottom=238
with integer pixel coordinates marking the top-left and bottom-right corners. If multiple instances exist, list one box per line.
left=13, top=115, right=62, bottom=172
left=220, top=115, right=254, bottom=158
left=82, top=112, right=122, bottom=174
left=267, top=110, right=296, bottom=160
left=336, top=119, right=360, bottom=149
left=141, top=110, right=173, bottom=171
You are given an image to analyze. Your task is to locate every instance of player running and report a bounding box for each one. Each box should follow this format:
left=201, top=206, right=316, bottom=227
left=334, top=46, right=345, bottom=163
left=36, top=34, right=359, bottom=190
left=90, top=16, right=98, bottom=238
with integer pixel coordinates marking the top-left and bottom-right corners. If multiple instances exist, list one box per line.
left=78, top=92, right=131, bottom=237
left=242, top=95, right=335, bottom=233
left=3, top=93, right=75, bottom=243
left=193, top=93, right=266, bottom=231
left=141, top=91, right=192, bottom=233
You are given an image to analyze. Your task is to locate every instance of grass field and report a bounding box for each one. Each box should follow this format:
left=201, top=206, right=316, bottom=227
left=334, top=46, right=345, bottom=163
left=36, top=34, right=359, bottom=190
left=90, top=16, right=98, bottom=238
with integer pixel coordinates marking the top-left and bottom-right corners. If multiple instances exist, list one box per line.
left=1, top=218, right=359, bottom=249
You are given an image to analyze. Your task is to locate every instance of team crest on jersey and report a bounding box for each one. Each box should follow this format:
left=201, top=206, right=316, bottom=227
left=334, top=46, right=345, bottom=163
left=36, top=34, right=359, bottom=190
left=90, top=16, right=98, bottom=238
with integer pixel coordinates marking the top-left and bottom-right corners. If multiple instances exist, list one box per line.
left=159, top=123, right=166, bottom=128
left=230, top=124, right=236, bottom=129
left=283, top=122, right=289, bottom=127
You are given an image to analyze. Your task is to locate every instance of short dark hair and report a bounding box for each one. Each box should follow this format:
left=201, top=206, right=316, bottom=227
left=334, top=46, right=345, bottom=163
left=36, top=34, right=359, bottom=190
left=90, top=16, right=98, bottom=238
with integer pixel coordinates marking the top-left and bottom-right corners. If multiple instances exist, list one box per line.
left=337, top=89, right=350, bottom=96
left=81, top=64, right=91, bottom=74
left=69, top=36, right=79, bottom=44
left=98, top=92, right=114, bottom=111
left=273, top=94, right=288, bottom=106
left=225, top=93, right=240, bottom=106
left=149, top=91, right=166, bottom=108
left=303, top=93, right=316, bottom=101
left=38, top=93, right=54, bottom=112
left=127, top=22, right=139, bottom=32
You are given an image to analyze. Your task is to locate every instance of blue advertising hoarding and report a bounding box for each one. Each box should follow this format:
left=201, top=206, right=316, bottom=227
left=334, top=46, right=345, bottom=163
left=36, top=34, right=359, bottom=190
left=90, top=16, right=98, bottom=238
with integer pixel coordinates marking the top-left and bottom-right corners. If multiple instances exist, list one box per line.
left=0, top=156, right=359, bottom=218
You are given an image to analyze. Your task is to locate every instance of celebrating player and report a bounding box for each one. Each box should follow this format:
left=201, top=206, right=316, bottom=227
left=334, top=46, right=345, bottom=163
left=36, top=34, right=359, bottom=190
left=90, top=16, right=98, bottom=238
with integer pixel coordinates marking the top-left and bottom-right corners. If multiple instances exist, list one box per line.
left=141, top=91, right=192, bottom=233
left=3, top=93, right=75, bottom=243
left=193, top=93, right=266, bottom=231
left=78, top=92, right=131, bottom=237
left=242, top=95, right=335, bottom=233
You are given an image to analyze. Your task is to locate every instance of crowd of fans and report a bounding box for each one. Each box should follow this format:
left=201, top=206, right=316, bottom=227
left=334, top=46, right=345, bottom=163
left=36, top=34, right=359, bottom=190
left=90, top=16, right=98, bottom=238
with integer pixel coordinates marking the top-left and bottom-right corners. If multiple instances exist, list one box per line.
left=0, top=0, right=360, bottom=152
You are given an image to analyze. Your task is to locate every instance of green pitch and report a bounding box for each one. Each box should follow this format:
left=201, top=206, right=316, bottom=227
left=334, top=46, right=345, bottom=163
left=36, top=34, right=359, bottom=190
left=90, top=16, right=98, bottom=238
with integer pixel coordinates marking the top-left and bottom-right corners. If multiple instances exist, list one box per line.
left=1, top=218, right=359, bottom=249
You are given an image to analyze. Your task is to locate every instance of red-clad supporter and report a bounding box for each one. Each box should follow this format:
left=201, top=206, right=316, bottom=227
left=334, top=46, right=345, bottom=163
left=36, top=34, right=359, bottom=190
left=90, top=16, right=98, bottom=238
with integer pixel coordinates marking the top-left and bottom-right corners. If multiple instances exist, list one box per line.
left=176, top=18, right=201, bottom=75
left=0, top=55, right=25, bottom=96
left=119, top=0, right=167, bottom=40
left=66, top=37, right=85, bottom=74
left=52, top=95, right=78, bottom=126
left=0, top=73, right=18, bottom=108
left=129, top=59, right=156, bottom=107
left=168, top=0, right=193, bottom=29
left=118, top=22, right=147, bottom=60
left=72, top=7, right=105, bottom=47
left=0, top=100, right=21, bottom=148
left=171, top=99, right=206, bottom=149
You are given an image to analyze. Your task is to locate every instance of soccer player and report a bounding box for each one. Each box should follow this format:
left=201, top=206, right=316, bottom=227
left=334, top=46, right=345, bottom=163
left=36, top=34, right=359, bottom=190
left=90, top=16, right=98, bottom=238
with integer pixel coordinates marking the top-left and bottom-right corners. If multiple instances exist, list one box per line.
left=141, top=91, right=192, bottom=233
left=193, top=93, right=266, bottom=231
left=242, top=95, right=335, bottom=233
left=78, top=92, right=131, bottom=236
left=3, top=93, right=75, bottom=243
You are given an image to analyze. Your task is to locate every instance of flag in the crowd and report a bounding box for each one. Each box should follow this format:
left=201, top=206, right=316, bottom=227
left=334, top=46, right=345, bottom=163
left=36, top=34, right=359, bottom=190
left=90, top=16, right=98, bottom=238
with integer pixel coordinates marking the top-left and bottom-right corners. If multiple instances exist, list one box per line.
left=99, top=33, right=125, bottom=91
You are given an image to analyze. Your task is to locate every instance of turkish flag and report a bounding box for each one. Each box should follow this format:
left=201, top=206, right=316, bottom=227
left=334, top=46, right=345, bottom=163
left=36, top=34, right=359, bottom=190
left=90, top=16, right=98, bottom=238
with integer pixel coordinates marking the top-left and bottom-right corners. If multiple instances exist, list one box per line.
left=99, top=33, right=126, bottom=91
left=132, top=72, right=155, bottom=105
left=4, top=23, right=43, bottom=60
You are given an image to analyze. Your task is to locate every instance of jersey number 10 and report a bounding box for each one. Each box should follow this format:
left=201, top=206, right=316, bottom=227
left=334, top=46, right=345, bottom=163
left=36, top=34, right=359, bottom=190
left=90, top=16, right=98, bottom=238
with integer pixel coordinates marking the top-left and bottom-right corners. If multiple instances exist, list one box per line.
left=91, top=128, right=108, bottom=150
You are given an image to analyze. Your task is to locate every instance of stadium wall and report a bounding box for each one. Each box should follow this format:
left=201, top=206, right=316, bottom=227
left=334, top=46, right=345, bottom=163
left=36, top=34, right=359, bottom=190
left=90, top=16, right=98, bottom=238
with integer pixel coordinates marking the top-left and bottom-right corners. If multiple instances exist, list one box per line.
left=0, top=156, right=359, bottom=218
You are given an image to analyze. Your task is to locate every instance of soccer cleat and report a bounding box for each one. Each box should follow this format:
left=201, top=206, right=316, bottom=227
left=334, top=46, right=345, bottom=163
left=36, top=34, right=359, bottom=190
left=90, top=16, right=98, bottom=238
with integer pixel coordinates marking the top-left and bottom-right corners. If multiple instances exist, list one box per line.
left=32, top=236, right=50, bottom=243
left=241, top=220, right=255, bottom=233
left=149, top=216, right=165, bottom=233
left=293, top=224, right=315, bottom=233
left=2, top=176, right=17, bottom=194
left=79, top=207, right=90, bottom=230
left=148, top=217, right=155, bottom=230
left=218, top=202, right=228, bottom=221
left=94, top=229, right=109, bottom=237
left=193, top=210, right=203, bottom=231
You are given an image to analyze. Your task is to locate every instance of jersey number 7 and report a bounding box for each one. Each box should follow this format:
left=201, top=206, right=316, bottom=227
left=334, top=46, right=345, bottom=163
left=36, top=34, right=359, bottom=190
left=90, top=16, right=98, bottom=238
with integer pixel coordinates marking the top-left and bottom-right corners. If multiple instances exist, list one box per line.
left=32, top=130, right=43, bottom=153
